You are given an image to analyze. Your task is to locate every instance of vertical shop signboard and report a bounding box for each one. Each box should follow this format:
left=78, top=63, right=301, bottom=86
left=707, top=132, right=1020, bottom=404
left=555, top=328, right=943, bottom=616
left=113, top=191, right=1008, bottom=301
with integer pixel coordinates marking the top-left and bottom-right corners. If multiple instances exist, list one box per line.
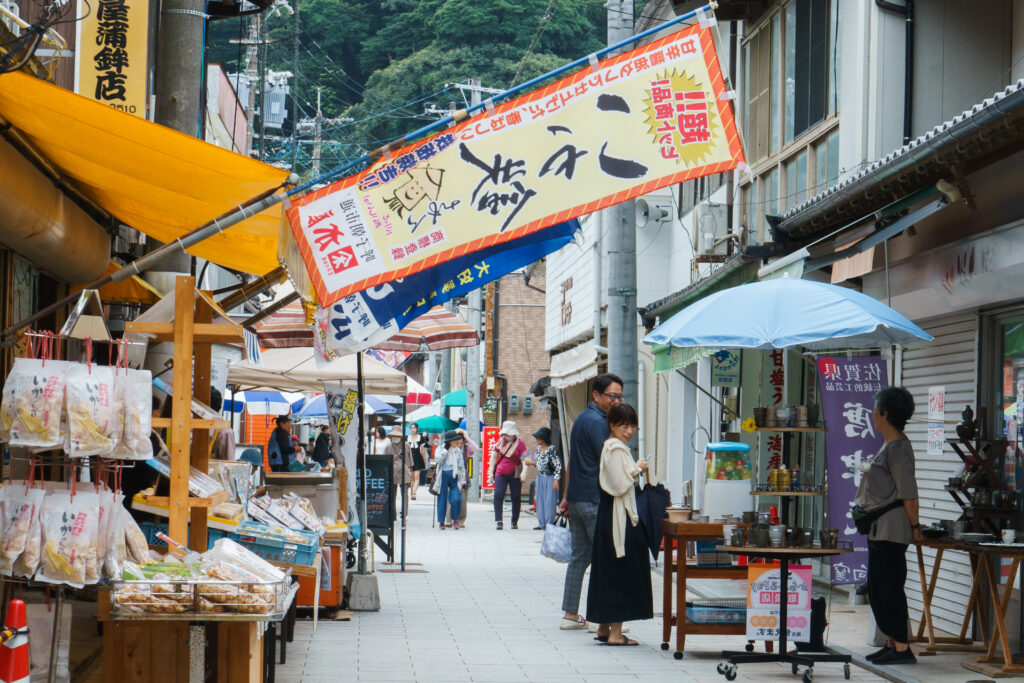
left=927, top=386, right=945, bottom=456
left=75, top=0, right=150, bottom=117
left=746, top=564, right=812, bottom=642
left=816, top=356, right=887, bottom=585
left=481, top=426, right=500, bottom=491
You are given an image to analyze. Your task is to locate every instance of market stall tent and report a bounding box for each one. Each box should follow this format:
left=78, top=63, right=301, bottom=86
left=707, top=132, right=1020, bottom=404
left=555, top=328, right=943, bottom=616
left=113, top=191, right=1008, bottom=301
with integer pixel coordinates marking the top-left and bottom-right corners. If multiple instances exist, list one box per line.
left=227, top=347, right=408, bottom=394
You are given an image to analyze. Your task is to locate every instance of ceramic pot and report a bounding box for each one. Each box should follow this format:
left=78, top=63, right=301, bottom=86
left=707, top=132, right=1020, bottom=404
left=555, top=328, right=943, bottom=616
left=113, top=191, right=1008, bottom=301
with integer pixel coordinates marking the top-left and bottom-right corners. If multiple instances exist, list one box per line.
left=749, top=524, right=770, bottom=547
left=819, top=529, right=839, bottom=549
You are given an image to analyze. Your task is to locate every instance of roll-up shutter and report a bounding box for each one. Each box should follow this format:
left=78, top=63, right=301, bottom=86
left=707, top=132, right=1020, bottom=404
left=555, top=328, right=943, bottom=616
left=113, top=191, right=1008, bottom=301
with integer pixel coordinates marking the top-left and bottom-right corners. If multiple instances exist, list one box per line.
left=900, top=311, right=979, bottom=636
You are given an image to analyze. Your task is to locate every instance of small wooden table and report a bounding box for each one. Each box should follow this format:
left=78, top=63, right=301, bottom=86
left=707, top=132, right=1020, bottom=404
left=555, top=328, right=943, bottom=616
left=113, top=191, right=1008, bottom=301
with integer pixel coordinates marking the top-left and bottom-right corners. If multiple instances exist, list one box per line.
left=660, top=521, right=765, bottom=659
left=915, top=538, right=1024, bottom=676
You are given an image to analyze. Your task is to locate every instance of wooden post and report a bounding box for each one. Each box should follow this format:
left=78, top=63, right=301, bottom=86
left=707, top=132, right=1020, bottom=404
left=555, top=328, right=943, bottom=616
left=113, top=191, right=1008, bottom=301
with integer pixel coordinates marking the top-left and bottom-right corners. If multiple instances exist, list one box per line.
left=189, top=294, right=213, bottom=551
left=168, top=276, right=195, bottom=545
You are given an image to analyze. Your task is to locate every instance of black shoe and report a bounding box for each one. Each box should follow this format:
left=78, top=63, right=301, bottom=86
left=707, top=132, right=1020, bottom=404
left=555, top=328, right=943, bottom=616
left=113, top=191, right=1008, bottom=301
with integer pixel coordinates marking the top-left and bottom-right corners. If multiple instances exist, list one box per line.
left=873, top=647, right=915, bottom=665
left=496, top=521, right=503, bottom=530
left=533, top=526, right=543, bottom=530
left=866, top=646, right=890, bottom=661
left=511, top=523, right=518, bottom=529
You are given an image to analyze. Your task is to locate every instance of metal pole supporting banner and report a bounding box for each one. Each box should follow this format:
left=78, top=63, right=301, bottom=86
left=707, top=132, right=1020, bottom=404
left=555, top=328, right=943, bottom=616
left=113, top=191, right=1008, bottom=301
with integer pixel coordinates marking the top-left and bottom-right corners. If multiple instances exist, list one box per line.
left=400, top=397, right=407, bottom=571
left=357, top=352, right=368, bottom=574
left=465, top=78, right=484, bottom=502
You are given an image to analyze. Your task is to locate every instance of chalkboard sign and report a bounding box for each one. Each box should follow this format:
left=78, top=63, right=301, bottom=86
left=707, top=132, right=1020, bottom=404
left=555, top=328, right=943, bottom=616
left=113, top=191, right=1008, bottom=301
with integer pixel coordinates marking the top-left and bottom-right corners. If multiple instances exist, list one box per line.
left=358, top=453, right=393, bottom=532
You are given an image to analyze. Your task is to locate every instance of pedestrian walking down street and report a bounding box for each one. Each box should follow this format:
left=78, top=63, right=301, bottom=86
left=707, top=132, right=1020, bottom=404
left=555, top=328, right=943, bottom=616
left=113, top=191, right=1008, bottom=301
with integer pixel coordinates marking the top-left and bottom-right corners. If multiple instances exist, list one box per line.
left=388, top=426, right=413, bottom=522
left=432, top=429, right=469, bottom=529
left=408, top=422, right=427, bottom=500
left=586, top=403, right=652, bottom=646
left=521, top=440, right=538, bottom=514
left=372, top=426, right=390, bottom=456
left=558, top=373, right=623, bottom=630
left=857, top=387, right=922, bottom=666
left=455, top=428, right=477, bottom=527
left=532, top=427, right=561, bottom=530
left=490, top=421, right=526, bottom=529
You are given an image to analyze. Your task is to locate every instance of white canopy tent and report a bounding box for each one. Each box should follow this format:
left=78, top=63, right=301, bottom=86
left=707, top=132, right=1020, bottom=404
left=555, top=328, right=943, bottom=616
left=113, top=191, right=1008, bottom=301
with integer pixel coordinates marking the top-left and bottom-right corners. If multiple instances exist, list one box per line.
left=227, top=347, right=408, bottom=395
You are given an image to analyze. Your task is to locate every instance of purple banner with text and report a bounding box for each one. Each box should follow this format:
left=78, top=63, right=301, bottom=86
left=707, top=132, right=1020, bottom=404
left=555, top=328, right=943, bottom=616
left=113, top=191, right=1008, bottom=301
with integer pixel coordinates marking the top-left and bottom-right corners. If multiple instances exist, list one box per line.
left=816, top=356, right=888, bottom=586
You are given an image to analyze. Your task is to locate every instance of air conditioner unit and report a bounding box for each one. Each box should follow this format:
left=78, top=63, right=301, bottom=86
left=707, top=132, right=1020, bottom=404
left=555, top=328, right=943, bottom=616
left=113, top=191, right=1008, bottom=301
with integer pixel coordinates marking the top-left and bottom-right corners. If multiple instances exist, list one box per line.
left=695, top=202, right=734, bottom=256
left=509, top=394, right=520, bottom=413
left=522, top=396, right=533, bottom=415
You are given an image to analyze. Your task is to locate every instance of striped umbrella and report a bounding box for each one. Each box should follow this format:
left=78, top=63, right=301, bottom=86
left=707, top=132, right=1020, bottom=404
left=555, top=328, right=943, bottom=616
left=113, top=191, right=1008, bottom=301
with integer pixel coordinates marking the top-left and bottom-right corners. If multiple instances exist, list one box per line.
left=247, top=297, right=313, bottom=348
left=373, top=306, right=479, bottom=352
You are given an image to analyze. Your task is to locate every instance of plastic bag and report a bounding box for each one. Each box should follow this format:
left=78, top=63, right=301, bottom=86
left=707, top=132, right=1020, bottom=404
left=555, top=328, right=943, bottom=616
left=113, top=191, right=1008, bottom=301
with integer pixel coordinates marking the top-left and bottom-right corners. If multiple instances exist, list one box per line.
left=3, top=358, right=69, bottom=449
left=102, top=494, right=127, bottom=580
left=66, top=364, right=118, bottom=457
left=0, top=483, right=45, bottom=575
left=122, top=509, right=151, bottom=565
left=540, top=515, right=572, bottom=564
left=95, top=488, right=115, bottom=565
left=111, top=369, right=153, bottom=460
left=38, top=490, right=99, bottom=587
left=14, top=486, right=45, bottom=579
left=204, top=538, right=285, bottom=583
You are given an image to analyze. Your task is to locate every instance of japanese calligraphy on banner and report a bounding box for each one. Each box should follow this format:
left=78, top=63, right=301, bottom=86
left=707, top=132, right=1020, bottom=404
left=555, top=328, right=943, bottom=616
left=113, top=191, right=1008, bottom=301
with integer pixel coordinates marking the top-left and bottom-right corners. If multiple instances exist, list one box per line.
left=324, top=381, right=359, bottom=524
left=817, top=356, right=888, bottom=586
left=746, top=564, right=812, bottom=642
left=763, top=349, right=786, bottom=469
left=287, top=24, right=744, bottom=307
left=317, top=220, right=578, bottom=358
left=481, top=426, right=500, bottom=491
left=74, top=0, right=149, bottom=117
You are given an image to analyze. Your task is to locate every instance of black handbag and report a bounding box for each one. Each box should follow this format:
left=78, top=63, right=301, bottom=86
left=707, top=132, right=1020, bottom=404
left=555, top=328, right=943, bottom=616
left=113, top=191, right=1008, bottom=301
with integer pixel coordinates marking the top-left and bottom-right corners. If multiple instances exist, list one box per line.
left=851, top=499, right=904, bottom=535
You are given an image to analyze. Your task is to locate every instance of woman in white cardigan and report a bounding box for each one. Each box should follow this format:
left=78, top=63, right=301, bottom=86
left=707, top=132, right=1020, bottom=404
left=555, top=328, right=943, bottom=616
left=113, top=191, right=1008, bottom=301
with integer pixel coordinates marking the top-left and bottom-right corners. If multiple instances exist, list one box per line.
left=585, top=403, right=653, bottom=646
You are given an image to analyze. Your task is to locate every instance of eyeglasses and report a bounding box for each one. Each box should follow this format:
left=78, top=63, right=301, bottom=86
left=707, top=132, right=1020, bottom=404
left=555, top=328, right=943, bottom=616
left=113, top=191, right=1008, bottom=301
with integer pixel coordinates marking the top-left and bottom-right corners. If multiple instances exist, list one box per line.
left=602, top=392, right=624, bottom=401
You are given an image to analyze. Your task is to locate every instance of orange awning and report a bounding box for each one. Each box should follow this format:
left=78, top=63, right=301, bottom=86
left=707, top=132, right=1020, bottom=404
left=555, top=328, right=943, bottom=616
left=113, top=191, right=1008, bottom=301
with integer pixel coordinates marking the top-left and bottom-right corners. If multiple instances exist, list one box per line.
left=70, top=262, right=163, bottom=304
left=0, top=72, right=289, bottom=275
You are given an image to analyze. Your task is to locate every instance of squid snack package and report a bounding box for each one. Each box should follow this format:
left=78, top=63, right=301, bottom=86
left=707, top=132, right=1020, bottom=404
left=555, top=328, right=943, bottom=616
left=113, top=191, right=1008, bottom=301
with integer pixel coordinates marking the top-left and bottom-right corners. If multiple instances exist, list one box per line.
left=0, top=483, right=45, bottom=576
left=38, top=489, right=100, bottom=587
left=122, top=507, right=153, bottom=565
left=66, top=364, right=118, bottom=457
left=3, top=358, right=69, bottom=449
left=95, top=487, right=115, bottom=565
left=111, top=368, right=153, bottom=460
left=102, top=494, right=127, bottom=580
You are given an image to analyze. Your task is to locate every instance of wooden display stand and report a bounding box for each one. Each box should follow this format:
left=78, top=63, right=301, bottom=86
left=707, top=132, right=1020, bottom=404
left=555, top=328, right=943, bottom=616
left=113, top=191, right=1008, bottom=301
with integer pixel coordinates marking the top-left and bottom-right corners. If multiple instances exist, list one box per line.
left=101, top=276, right=263, bottom=683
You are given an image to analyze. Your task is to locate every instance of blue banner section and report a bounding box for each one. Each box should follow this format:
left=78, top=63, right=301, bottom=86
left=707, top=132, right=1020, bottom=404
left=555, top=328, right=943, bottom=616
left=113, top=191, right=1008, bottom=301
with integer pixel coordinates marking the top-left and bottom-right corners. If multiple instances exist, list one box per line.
left=318, top=220, right=580, bottom=355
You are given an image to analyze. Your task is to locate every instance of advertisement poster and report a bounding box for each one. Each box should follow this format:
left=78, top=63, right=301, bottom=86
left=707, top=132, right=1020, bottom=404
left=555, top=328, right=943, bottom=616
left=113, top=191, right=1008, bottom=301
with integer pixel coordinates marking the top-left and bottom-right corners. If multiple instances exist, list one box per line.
left=287, top=24, right=744, bottom=307
left=711, top=349, right=740, bottom=387
left=481, top=426, right=500, bottom=491
left=746, top=564, right=812, bottom=642
left=817, top=356, right=887, bottom=585
left=927, top=386, right=945, bottom=456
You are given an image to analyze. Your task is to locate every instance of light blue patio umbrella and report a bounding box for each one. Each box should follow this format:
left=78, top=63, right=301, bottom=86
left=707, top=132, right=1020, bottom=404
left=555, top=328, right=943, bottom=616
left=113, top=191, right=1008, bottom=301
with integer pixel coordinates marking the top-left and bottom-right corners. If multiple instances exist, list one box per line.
left=643, top=278, right=932, bottom=351
left=294, top=394, right=397, bottom=419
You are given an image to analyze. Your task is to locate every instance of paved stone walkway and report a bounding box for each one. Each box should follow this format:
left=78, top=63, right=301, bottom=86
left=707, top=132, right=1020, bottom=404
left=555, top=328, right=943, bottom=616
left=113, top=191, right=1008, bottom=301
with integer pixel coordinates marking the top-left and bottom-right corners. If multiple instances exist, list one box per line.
left=274, top=496, right=886, bottom=682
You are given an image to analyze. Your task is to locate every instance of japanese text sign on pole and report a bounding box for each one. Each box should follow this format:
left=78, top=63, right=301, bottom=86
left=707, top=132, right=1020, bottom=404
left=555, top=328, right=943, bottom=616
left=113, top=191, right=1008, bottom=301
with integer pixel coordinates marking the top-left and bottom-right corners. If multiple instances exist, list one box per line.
left=816, top=356, right=888, bottom=586
left=74, top=0, right=149, bottom=117
left=286, top=24, right=745, bottom=307
left=746, top=564, right=812, bottom=642
left=324, top=381, right=359, bottom=523
left=481, top=426, right=500, bottom=491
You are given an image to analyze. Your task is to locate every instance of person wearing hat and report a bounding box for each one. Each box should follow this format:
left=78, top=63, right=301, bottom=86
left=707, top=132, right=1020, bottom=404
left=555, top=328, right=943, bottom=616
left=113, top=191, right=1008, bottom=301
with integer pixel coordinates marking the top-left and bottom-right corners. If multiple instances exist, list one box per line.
left=489, top=420, right=527, bottom=530
left=532, top=427, right=562, bottom=529
left=431, top=429, right=469, bottom=529
left=388, top=426, right=414, bottom=522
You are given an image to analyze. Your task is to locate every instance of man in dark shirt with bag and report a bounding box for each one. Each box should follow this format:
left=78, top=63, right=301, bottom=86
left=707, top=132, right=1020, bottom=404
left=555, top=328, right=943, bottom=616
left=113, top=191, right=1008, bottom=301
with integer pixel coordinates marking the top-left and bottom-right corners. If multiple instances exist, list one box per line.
left=557, top=373, right=623, bottom=630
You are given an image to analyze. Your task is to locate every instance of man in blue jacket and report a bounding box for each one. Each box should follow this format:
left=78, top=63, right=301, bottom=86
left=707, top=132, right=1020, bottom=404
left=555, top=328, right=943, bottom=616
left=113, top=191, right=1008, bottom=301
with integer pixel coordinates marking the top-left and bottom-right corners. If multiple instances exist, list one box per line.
left=557, top=373, right=623, bottom=629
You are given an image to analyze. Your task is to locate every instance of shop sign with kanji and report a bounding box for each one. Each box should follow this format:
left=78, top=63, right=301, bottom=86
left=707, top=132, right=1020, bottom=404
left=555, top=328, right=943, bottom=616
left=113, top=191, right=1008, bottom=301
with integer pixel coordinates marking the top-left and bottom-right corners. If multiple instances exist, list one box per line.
left=74, top=0, right=149, bottom=117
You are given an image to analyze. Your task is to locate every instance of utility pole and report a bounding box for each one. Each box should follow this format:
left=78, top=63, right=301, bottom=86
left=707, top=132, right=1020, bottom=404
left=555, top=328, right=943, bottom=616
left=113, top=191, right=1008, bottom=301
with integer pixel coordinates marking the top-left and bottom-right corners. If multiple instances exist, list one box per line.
left=290, top=7, right=300, bottom=168
left=605, top=0, right=639, bottom=452
left=312, top=87, right=322, bottom=176
left=465, top=77, right=483, bottom=502
left=153, top=0, right=206, bottom=134
left=257, top=15, right=267, bottom=160
left=240, top=17, right=260, bottom=157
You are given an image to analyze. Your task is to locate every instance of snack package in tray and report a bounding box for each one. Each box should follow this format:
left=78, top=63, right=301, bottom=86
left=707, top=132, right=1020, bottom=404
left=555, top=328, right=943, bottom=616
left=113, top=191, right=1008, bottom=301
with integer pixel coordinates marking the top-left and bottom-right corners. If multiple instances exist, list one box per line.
left=66, top=364, right=119, bottom=457
left=1, top=358, right=69, bottom=449
left=38, top=490, right=100, bottom=587
left=0, top=483, right=45, bottom=576
left=111, top=368, right=153, bottom=460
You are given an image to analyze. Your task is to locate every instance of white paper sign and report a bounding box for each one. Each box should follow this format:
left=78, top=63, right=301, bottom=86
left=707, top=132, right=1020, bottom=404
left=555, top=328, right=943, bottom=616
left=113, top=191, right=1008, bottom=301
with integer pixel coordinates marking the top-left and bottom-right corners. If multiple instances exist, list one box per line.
left=927, top=386, right=945, bottom=455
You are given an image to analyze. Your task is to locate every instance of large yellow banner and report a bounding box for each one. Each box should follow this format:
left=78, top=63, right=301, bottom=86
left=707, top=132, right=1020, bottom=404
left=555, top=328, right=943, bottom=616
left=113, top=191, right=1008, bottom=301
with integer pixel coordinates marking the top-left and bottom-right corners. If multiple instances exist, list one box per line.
left=288, top=24, right=744, bottom=307
left=75, top=0, right=149, bottom=117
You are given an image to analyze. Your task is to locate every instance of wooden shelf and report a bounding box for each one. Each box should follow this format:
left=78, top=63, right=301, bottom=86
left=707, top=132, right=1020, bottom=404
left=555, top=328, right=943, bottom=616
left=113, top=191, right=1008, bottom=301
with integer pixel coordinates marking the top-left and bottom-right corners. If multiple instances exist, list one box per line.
left=754, top=426, right=826, bottom=433
left=139, top=490, right=229, bottom=509
left=125, top=321, right=244, bottom=344
left=151, top=416, right=231, bottom=430
left=750, top=490, right=822, bottom=497
left=716, top=545, right=851, bottom=556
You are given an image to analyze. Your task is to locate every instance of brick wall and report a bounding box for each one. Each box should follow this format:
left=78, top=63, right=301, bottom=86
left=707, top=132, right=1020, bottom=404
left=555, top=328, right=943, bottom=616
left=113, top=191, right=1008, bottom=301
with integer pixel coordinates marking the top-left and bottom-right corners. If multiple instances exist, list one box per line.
left=494, top=272, right=550, bottom=442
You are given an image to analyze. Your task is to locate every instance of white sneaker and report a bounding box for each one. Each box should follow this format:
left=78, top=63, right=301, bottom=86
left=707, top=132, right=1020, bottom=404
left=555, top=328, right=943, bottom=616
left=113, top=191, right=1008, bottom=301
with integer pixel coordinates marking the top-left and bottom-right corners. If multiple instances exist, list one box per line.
left=560, top=616, right=587, bottom=630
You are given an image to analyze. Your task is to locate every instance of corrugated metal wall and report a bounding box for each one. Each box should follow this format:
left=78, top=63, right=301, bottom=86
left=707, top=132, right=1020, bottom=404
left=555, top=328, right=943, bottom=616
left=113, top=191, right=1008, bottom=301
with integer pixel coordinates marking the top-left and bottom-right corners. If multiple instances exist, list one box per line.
left=900, top=311, right=979, bottom=636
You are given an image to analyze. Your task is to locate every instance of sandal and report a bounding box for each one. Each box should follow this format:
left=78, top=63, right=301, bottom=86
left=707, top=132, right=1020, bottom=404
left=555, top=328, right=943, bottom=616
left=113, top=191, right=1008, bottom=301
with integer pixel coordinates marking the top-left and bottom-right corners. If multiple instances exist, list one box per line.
left=603, top=637, right=639, bottom=647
